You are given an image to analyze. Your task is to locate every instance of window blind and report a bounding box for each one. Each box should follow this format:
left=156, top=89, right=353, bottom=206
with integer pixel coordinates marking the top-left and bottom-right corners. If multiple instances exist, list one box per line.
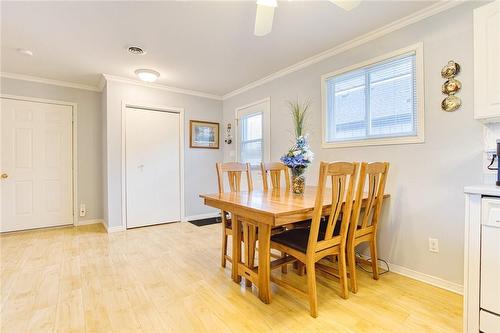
left=325, top=52, right=417, bottom=143
left=240, top=112, right=263, bottom=165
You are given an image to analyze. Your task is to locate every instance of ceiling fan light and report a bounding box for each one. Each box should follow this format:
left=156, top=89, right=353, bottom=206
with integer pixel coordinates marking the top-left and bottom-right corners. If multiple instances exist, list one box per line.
left=135, top=69, right=160, bottom=82
left=254, top=3, right=276, bottom=36
left=256, top=0, right=277, bottom=8
left=329, top=0, right=361, bottom=11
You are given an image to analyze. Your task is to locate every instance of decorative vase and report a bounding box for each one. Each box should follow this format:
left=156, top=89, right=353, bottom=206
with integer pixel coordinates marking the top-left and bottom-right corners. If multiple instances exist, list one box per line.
left=291, top=168, right=306, bottom=194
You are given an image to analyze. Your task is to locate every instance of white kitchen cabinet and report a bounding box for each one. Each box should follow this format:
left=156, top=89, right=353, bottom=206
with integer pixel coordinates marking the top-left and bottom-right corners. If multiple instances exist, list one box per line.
left=474, top=1, right=500, bottom=122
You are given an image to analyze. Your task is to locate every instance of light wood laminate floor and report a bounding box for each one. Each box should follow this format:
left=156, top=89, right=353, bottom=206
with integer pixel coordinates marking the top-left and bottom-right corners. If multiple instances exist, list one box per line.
left=1, top=222, right=462, bottom=333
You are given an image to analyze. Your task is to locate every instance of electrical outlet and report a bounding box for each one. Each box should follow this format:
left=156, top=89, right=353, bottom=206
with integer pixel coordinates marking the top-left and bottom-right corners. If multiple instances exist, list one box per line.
left=486, top=148, right=497, bottom=161
left=428, top=238, right=439, bottom=253
left=79, top=204, right=86, bottom=217
left=485, top=149, right=497, bottom=174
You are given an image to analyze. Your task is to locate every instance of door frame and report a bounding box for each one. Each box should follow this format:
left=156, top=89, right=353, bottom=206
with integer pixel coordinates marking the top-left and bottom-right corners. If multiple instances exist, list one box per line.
left=234, top=97, right=271, bottom=164
left=121, top=101, right=185, bottom=229
left=0, top=94, right=78, bottom=228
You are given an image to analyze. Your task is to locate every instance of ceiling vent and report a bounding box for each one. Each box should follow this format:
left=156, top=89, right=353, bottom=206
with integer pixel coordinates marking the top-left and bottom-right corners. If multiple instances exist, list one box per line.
left=127, top=46, right=146, bottom=55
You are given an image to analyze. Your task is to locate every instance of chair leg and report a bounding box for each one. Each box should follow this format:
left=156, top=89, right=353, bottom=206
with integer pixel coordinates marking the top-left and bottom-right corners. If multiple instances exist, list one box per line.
left=347, top=240, right=358, bottom=294
left=370, top=236, right=379, bottom=280
left=221, top=226, right=228, bottom=268
left=281, top=251, right=288, bottom=274
left=338, top=246, right=349, bottom=299
left=296, top=262, right=305, bottom=276
left=306, top=259, right=318, bottom=318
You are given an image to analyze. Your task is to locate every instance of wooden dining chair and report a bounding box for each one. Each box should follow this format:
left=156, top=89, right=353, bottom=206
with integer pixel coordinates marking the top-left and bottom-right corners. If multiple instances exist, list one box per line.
left=269, top=161, right=359, bottom=317
left=216, top=162, right=254, bottom=269
left=347, top=162, right=389, bottom=294
left=260, top=162, right=293, bottom=272
left=260, top=162, right=290, bottom=192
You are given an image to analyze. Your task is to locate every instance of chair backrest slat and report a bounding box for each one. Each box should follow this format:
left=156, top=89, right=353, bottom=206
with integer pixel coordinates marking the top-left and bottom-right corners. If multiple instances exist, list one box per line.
left=260, top=162, right=290, bottom=191
left=307, top=162, right=359, bottom=253
left=351, top=162, right=389, bottom=234
left=216, top=162, right=253, bottom=193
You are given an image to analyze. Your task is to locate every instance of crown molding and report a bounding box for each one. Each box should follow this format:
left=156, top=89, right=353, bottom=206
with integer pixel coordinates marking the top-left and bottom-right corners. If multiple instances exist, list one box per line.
left=222, top=0, right=465, bottom=100
left=1, top=72, right=101, bottom=92
left=0, top=72, right=223, bottom=100
left=97, top=75, right=107, bottom=91
left=102, top=74, right=223, bottom=101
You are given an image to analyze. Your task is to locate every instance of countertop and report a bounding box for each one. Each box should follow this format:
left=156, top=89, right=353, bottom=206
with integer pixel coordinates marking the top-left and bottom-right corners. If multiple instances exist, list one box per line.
left=464, top=184, right=500, bottom=196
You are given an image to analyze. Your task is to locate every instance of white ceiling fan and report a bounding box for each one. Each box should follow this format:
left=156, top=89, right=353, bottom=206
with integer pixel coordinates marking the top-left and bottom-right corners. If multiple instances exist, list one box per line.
left=254, top=0, right=362, bottom=36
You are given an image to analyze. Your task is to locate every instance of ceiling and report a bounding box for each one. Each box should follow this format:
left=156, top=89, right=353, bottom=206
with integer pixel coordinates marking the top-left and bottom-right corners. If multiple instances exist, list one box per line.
left=1, top=1, right=438, bottom=96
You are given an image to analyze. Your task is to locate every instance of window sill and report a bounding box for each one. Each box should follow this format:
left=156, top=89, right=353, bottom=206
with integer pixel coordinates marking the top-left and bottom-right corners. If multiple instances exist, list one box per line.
left=322, top=135, right=424, bottom=149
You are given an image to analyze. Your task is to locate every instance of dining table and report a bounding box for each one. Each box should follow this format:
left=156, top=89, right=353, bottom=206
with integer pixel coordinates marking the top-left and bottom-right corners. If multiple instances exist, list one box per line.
left=199, top=186, right=390, bottom=304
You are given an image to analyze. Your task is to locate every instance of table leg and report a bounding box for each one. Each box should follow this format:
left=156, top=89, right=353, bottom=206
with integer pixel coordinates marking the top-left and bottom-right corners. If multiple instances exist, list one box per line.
left=248, top=224, right=256, bottom=270
left=257, top=223, right=271, bottom=303
left=243, top=222, right=252, bottom=287
left=231, top=214, right=241, bottom=283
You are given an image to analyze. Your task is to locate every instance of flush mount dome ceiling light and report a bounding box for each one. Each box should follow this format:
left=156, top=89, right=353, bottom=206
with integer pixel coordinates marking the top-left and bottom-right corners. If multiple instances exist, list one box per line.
left=17, top=48, right=33, bottom=56
left=135, top=69, right=160, bottom=82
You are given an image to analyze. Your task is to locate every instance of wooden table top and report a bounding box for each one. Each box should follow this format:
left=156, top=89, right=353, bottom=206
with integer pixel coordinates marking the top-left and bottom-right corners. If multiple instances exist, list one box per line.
left=200, top=186, right=389, bottom=225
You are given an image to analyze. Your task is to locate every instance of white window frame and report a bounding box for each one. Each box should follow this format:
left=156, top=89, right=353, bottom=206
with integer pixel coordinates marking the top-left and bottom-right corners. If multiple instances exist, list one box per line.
left=235, top=97, right=271, bottom=166
left=321, top=43, right=425, bottom=148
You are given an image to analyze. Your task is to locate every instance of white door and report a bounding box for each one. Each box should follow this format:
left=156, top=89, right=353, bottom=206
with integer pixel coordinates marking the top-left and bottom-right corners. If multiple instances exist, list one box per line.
left=125, top=107, right=181, bottom=228
left=1, top=98, right=73, bottom=232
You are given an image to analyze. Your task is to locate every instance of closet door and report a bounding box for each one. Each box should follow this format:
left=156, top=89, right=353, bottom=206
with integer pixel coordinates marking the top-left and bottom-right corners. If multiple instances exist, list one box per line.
left=125, top=107, right=181, bottom=228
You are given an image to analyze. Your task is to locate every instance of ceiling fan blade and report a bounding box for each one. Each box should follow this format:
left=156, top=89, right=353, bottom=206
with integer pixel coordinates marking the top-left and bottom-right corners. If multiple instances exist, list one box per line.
left=254, top=0, right=277, bottom=37
left=328, top=0, right=361, bottom=11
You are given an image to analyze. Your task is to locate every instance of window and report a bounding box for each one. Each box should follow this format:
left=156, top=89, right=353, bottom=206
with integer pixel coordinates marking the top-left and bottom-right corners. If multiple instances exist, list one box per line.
left=240, top=112, right=263, bottom=165
left=236, top=98, right=270, bottom=166
left=322, top=45, right=423, bottom=147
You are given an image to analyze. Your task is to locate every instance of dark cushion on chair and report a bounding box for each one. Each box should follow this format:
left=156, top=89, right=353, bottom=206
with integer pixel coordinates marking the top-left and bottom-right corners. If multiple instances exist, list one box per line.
left=271, top=228, right=326, bottom=253
left=319, top=216, right=344, bottom=236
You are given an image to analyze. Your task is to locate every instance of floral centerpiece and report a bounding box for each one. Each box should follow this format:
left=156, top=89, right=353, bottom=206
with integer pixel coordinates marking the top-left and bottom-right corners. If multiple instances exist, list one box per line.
left=280, top=100, right=314, bottom=194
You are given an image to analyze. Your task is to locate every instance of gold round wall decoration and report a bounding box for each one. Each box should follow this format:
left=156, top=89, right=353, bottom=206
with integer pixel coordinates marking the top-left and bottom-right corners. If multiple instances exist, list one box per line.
left=441, top=61, right=461, bottom=79
left=441, top=78, right=462, bottom=95
left=441, top=60, right=462, bottom=112
left=441, top=95, right=462, bottom=112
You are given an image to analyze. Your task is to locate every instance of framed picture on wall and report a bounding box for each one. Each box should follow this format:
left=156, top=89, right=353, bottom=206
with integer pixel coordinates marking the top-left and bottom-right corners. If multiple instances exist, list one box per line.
left=189, top=120, right=220, bottom=149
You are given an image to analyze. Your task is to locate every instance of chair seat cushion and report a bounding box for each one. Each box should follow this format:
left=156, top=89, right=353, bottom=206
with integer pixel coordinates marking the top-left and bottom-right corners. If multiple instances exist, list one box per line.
left=319, top=218, right=341, bottom=235
left=271, top=228, right=325, bottom=253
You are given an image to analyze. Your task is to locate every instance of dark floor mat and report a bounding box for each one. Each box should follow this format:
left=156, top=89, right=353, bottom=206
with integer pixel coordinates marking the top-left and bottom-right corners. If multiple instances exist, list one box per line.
left=188, top=217, right=221, bottom=227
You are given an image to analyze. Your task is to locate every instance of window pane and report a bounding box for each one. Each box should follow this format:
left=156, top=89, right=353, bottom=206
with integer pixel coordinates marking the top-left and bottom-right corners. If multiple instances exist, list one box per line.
left=369, top=56, right=415, bottom=137
left=327, top=73, right=366, bottom=141
left=242, top=113, right=262, bottom=141
left=240, top=140, right=262, bottom=165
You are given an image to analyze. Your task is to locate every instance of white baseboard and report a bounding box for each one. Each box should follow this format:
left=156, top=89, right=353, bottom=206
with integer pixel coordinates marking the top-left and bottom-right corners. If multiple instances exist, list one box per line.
left=106, top=226, right=126, bottom=233
left=387, top=262, right=463, bottom=295
left=182, top=212, right=220, bottom=222
left=358, top=254, right=463, bottom=295
left=101, top=221, right=125, bottom=233
left=77, top=219, right=104, bottom=226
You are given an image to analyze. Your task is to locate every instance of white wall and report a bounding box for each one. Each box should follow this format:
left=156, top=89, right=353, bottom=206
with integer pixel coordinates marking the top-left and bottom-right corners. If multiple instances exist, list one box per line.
left=1, top=77, right=103, bottom=222
left=222, top=2, right=485, bottom=286
left=103, top=79, right=223, bottom=229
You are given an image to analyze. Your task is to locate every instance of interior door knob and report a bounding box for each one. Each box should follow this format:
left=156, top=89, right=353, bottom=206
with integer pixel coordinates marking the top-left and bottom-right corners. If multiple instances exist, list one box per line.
left=1, top=173, right=8, bottom=179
